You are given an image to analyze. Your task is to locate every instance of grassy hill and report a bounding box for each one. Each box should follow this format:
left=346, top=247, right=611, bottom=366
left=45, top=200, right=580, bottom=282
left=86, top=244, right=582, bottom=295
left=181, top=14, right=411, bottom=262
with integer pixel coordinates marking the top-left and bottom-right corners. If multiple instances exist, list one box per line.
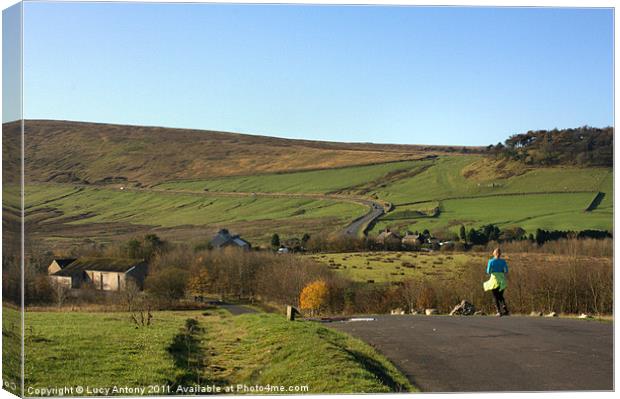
left=22, top=183, right=366, bottom=246
left=14, top=120, right=471, bottom=186
left=4, top=120, right=612, bottom=248
left=153, top=155, right=612, bottom=235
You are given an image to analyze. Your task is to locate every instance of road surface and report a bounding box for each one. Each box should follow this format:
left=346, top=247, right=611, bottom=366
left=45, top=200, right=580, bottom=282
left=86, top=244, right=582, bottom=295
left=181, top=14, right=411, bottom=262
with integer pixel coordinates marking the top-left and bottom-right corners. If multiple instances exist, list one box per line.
left=343, top=201, right=384, bottom=237
left=330, top=315, right=613, bottom=392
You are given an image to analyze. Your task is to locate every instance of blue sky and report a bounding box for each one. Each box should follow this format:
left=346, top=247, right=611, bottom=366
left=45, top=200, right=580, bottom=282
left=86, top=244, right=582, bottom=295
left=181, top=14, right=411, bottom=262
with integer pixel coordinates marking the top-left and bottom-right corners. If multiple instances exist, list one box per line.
left=12, top=2, right=615, bottom=145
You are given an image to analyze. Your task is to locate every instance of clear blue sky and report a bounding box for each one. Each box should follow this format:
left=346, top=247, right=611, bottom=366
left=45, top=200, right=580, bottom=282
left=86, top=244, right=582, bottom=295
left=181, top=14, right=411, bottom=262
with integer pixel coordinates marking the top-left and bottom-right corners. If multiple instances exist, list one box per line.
left=13, top=2, right=615, bottom=145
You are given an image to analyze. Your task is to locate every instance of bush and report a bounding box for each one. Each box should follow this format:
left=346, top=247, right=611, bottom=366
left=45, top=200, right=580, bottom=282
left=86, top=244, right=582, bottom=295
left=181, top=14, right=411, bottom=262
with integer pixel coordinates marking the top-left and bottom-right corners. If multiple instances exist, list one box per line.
left=146, top=267, right=189, bottom=302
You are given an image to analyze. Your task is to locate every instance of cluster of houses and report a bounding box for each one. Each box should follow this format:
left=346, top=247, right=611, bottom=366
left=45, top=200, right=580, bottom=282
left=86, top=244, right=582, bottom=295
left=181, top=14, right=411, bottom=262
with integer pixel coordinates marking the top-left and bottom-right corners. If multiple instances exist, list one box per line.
left=375, top=228, right=450, bottom=249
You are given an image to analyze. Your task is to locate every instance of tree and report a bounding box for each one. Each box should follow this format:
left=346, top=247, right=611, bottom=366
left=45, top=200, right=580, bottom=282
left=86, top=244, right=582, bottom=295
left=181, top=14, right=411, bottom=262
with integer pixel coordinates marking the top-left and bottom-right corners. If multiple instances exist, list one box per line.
left=271, top=233, right=280, bottom=250
left=398, top=279, right=419, bottom=313
left=466, top=228, right=477, bottom=245
left=124, top=239, right=142, bottom=259
left=301, top=233, right=311, bottom=246
left=299, top=280, right=329, bottom=315
left=51, top=282, right=71, bottom=308
left=459, top=225, right=466, bottom=242
left=146, top=267, right=189, bottom=302
left=187, top=268, right=210, bottom=298
left=122, top=279, right=142, bottom=312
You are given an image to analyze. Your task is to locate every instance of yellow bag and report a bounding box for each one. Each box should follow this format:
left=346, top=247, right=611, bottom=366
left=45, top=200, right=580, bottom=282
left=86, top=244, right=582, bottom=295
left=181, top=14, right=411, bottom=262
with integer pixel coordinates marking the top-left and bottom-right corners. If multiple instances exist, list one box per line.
left=483, top=272, right=507, bottom=292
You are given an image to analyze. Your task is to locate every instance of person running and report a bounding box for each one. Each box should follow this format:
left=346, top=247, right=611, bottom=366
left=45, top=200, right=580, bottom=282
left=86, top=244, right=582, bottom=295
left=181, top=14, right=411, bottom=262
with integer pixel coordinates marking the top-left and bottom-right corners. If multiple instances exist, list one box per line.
left=483, top=247, right=509, bottom=316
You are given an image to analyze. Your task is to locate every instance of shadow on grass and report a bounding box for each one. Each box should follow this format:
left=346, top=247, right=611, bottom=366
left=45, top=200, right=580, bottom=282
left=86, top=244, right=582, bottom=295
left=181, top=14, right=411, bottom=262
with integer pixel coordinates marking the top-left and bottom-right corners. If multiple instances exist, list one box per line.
left=166, top=318, right=227, bottom=388
left=344, top=348, right=407, bottom=392
left=316, top=327, right=409, bottom=392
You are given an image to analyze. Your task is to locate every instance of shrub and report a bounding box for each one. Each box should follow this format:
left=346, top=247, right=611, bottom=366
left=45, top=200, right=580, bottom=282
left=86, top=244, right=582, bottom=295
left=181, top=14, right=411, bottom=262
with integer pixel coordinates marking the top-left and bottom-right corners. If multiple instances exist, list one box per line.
left=146, top=267, right=189, bottom=302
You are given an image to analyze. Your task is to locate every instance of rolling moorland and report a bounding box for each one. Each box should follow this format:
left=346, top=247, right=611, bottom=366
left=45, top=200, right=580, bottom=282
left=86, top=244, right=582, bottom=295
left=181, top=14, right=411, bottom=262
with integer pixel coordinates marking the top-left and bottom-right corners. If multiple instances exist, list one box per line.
left=2, top=120, right=612, bottom=248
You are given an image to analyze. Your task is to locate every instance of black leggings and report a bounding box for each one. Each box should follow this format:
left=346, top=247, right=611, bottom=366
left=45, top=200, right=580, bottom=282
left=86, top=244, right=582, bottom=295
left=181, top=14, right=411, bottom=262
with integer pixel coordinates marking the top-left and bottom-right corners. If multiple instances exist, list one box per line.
left=492, top=288, right=509, bottom=315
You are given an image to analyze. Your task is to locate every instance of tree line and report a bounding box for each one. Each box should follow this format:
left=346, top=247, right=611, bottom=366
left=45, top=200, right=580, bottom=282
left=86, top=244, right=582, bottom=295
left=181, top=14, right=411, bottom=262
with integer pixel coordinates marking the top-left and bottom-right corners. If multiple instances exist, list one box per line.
left=486, top=126, right=613, bottom=167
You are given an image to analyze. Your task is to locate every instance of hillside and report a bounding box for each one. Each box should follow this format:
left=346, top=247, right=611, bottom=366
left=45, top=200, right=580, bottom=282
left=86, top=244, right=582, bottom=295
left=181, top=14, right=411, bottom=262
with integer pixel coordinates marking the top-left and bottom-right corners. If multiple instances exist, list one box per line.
left=9, top=120, right=481, bottom=186
left=2, top=120, right=612, bottom=249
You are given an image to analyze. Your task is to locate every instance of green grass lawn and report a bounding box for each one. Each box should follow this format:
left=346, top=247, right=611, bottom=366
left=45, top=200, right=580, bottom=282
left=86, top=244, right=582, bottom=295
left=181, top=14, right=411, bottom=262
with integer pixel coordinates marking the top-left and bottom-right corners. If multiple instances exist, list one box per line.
left=17, top=307, right=413, bottom=394
left=309, top=252, right=483, bottom=283
left=154, top=160, right=425, bottom=194
left=24, top=184, right=366, bottom=228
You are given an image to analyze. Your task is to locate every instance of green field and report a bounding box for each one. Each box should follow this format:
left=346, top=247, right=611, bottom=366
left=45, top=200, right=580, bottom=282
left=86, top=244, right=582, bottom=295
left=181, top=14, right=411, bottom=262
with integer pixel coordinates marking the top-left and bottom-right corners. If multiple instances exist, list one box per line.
left=17, top=308, right=413, bottom=394
left=374, top=192, right=612, bottom=234
left=373, top=156, right=611, bottom=204
left=154, top=155, right=612, bottom=235
left=309, top=252, right=483, bottom=283
left=19, top=152, right=614, bottom=245
left=367, top=156, right=612, bottom=234
left=154, top=160, right=426, bottom=194
left=24, top=184, right=365, bottom=229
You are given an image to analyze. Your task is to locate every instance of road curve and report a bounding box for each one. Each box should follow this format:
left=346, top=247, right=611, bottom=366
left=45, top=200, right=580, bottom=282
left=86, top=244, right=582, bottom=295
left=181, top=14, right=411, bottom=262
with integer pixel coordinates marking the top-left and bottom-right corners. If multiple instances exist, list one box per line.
left=330, top=315, right=613, bottom=392
left=342, top=201, right=384, bottom=237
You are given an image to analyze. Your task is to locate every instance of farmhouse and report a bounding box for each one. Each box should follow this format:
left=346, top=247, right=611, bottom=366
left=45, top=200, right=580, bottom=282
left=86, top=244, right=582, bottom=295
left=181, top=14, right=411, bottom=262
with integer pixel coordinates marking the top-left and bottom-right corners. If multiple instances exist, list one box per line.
left=375, top=228, right=402, bottom=248
left=401, top=232, right=424, bottom=248
left=48, top=257, right=147, bottom=291
left=210, top=229, right=251, bottom=250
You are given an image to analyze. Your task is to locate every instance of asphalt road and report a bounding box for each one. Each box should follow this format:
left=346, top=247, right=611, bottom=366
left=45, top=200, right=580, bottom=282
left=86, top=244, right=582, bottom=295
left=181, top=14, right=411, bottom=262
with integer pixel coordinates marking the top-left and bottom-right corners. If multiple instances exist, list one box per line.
left=343, top=201, right=384, bottom=236
left=330, top=315, right=613, bottom=392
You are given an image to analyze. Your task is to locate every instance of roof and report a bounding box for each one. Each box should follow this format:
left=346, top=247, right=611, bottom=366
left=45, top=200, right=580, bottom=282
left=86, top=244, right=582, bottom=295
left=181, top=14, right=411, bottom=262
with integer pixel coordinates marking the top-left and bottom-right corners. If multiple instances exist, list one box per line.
left=210, top=229, right=250, bottom=248
left=52, top=258, right=77, bottom=268
left=52, top=257, right=145, bottom=276
left=232, top=237, right=250, bottom=247
left=210, top=229, right=233, bottom=247
left=377, top=230, right=402, bottom=240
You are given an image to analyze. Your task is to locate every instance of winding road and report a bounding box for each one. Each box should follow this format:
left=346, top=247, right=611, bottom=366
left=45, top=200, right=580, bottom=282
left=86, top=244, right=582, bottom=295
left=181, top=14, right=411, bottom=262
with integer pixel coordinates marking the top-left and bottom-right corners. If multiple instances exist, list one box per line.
left=342, top=201, right=384, bottom=236
left=330, top=315, right=613, bottom=392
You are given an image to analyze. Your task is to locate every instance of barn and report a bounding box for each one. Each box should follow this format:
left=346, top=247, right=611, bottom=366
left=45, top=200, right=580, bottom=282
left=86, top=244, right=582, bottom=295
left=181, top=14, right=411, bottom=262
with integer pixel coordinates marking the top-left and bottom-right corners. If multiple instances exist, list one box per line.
left=48, top=257, right=148, bottom=291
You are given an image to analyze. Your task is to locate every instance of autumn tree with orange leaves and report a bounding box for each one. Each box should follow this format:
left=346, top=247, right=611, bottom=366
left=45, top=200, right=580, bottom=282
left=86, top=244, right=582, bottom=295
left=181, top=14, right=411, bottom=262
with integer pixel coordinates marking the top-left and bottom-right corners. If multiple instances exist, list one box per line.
left=299, top=280, right=329, bottom=315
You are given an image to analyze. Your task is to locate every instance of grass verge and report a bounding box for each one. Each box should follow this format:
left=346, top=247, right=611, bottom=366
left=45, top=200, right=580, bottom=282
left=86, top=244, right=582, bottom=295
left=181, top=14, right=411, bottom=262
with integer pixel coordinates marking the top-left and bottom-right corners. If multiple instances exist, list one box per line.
left=17, top=307, right=414, bottom=394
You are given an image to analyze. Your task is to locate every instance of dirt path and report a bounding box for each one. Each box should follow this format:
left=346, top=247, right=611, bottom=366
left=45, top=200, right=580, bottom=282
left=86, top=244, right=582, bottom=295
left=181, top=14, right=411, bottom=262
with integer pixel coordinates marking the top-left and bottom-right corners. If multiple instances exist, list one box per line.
left=216, top=303, right=258, bottom=316
left=329, top=315, right=613, bottom=392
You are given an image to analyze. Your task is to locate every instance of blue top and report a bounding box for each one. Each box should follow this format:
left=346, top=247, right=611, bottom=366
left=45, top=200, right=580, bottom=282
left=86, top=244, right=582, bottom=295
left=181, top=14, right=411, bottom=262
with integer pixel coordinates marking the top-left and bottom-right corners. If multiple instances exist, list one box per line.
left=487, top=258, right=508, bottom=274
